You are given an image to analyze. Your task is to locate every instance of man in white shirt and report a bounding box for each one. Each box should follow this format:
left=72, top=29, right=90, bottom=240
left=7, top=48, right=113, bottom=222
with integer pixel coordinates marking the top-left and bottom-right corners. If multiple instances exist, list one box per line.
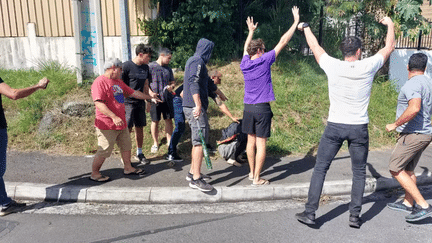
left=295, top=17, right=395, bottom=228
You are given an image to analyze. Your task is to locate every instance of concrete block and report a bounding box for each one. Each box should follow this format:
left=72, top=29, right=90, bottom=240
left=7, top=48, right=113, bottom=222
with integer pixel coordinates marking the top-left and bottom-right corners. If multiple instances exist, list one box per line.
left=221, top=185, right=273, bottom=202
left=150, top=187, right=222, bottom=203
left=86, top=186, right=150, bottom=204
left=273, top=183, right=310, bottom=199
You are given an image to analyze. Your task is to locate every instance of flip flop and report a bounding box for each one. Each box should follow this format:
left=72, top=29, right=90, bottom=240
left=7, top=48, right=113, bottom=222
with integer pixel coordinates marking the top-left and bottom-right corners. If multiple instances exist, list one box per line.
left=248, top=175, right=254, bottom=181
left=124, top=168, right=146, bottom=175
left=251, top=179, right=270, bottom=186
left=89, top=175, right=110, bottom=182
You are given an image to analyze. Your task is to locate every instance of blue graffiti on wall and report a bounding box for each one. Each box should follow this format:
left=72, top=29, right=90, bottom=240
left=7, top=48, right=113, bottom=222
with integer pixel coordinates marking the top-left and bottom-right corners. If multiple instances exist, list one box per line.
left=81, top=5, right=97, bottom=66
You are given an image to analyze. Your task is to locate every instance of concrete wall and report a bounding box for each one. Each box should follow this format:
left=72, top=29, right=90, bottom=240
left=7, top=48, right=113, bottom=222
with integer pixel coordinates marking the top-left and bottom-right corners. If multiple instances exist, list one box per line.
left=0, top=33, right=148, bottom=75
left=389, top=50, right=432, bottom=91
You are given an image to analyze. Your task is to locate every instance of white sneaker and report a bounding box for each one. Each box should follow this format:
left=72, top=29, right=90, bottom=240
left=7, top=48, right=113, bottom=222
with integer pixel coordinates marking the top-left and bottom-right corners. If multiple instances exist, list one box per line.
left=151, top=145, right=158, bottom=153
left=227, top=158, right=242, bottom=167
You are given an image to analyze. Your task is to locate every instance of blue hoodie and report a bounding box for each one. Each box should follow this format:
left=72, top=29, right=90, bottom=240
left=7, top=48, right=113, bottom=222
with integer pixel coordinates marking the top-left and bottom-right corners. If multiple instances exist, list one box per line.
left=182, top=38, right=217, bottom=111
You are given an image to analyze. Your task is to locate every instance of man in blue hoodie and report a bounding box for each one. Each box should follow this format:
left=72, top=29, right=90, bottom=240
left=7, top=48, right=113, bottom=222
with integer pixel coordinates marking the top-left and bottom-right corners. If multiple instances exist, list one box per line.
left=182, top=38, right=217, bottom=192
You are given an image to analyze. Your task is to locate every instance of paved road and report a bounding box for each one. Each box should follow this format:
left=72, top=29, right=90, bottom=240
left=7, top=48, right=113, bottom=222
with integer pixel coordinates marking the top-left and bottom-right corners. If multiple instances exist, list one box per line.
left=0, top=186, right=432, bottom=242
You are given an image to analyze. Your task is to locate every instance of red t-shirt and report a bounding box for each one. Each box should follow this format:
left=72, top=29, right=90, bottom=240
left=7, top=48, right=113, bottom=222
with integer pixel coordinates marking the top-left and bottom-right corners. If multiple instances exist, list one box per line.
left=91, top=75, right=135, bottom=130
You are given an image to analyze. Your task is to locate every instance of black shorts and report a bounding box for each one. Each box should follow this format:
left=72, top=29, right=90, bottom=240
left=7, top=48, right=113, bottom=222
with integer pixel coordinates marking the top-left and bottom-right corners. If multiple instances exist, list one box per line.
left=125, top=103, right=146, bottom=128
left=242, top=103, right=273, bottom=138
left=150, top=102, right=173, bottom=122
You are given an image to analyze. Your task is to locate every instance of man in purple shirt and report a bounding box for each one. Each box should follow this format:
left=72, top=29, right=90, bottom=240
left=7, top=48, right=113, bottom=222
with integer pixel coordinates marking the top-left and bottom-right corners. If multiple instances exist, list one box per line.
left=240, top=6, right=299, bottom=185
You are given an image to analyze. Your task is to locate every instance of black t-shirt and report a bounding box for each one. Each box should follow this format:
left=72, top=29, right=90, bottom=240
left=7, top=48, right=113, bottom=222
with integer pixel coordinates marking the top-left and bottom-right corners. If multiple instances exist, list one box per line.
left=121, top=60, right=150, bottom=105
left=0, top=78, right=7, bottom=129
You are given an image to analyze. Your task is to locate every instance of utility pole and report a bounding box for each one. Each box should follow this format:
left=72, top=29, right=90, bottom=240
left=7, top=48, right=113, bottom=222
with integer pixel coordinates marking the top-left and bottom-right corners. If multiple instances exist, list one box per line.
left=119, top=0, right=131, bottom=61
left=72, top=0, right=83, bottom=84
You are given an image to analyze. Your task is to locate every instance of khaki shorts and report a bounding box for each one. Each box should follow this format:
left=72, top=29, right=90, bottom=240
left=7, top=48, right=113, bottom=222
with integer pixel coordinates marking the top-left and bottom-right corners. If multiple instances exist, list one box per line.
left=388, top=133, right=432, bottom=172
left=95, top=128, right=132, bottom=158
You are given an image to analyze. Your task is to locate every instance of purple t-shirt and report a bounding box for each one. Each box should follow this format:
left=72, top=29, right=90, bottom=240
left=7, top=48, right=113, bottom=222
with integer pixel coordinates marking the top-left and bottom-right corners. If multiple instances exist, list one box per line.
left=240, top=50, right=276, bottom=104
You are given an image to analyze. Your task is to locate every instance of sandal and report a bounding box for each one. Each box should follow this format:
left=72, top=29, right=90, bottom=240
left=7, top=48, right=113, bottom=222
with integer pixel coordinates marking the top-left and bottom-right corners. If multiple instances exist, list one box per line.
left=248, top=174, right=254, bottom=181
left=124, top=168, right=146, bottom=175
left=252, top=179, right=270, bottom=186
left=89, top=175, right=110, bottom=182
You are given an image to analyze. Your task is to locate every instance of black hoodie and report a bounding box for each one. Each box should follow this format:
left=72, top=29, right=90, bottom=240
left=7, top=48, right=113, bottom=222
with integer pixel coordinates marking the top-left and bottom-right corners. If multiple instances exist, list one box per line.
left=182, top=38, right=217, bottom=111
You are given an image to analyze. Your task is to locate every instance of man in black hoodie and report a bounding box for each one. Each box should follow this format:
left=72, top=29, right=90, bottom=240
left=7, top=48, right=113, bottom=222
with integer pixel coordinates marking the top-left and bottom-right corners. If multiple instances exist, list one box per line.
left=182, top=38, right=217, bottom=192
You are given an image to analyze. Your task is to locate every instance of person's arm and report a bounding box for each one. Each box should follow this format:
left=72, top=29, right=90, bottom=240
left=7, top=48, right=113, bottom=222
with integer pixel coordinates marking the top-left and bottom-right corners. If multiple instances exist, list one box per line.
left=218, top=102, right=239, bottom=123
left=94, top=100, right=124, bottom=127
left=386, top=98, right=421, bottom=132
left=273, top=6, right=300, bottom=58
left=130, top=90, right=161, bottom=102
left=297, top=23, right=326, bottom=63
left=243, top=16, right=258, bottom=56
left=192, top=93, right=202, bottom=118
left=0, top=77, right=49, bottom=100
left=377, top=17, right=395, bottom=62
left=144, top=79, right=158, bottom=99
left=214, top=89, right=227, bottom=102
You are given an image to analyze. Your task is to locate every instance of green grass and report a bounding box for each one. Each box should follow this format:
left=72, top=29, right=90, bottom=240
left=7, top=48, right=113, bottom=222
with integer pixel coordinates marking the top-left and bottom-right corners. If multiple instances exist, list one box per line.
left=0, top=57, right=399, bottom=157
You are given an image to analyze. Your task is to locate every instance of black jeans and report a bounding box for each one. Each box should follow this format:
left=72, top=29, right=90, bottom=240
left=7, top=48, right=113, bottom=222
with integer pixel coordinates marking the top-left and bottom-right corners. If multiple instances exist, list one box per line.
left=305, top=122, right=369, bottom=216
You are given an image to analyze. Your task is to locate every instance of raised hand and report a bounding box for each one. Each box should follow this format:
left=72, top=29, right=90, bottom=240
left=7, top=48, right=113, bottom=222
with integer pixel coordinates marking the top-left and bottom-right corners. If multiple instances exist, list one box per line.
left=292, top=6, right=300, bottom=23
left=246, top=16, right=258, bottom=32
left=379, top=17, right=393, bottom=26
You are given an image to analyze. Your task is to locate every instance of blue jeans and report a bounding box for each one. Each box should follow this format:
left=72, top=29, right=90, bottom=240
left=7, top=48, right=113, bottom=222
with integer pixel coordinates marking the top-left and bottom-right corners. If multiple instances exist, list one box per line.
left=0, top=129, right=11, bottom=206
left=168, top=97, right=185, bottom=156
left=305, top=122, right=368, bottom=216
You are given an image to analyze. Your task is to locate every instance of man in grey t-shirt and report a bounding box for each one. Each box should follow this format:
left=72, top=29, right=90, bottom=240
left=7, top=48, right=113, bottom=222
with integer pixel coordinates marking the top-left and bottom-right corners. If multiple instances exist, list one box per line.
left=386, top=53, right=432, bottom=222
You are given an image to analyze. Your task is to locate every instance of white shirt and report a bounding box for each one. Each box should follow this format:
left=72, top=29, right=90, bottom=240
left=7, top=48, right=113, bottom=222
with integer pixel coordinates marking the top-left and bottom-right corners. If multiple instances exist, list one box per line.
left=319, top=53, right=384, bottom=124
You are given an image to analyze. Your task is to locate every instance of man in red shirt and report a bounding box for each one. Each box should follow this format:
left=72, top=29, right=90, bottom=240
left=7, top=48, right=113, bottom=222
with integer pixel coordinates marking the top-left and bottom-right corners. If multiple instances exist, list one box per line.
left=90, top=58, right=160, bottom=182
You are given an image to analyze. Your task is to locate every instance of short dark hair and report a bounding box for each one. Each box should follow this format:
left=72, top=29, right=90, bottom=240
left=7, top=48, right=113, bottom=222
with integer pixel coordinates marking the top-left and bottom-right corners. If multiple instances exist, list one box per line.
left=340, top=36, right=362, bottom=57
left=247, top=39, right=265, bottom=56
left=408, top=53, right=428, bottom=72
left=135, top=43, right=152, bottom=55
left=158, top=48, right=172, bottom=56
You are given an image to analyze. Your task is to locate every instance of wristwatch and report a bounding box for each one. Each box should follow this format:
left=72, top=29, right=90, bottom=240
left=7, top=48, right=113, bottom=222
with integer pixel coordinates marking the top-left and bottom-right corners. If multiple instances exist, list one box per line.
left=302, top=22, right=310, bottom=29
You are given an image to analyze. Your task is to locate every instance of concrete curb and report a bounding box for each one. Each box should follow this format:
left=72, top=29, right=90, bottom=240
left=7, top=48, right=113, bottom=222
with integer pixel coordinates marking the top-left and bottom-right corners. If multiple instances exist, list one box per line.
left=5, top=173, right=432, bottom=204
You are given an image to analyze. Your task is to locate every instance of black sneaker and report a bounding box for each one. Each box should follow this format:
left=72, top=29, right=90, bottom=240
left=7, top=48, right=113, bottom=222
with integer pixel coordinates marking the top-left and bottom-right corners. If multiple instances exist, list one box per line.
left=186, top=172, right=212, bottom=182
left=295, top=211, right=316, bottom=225
left=405, top=204, right=432, bottom=222
left=166, top=154, right=183, bottom=162
left=349, top=214, right=362, bottom=228
left=137, top=153, right=150, bottom=165
left=387, top=200, right=414, bottom=213
left=189, top=177, right=214, bottom=192
left=0, top=200, right=26, bottom=216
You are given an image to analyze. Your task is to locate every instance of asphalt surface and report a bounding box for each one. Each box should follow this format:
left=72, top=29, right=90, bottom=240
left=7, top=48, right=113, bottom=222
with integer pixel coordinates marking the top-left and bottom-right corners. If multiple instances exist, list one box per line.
left=3, top=145, right=432, bottom=203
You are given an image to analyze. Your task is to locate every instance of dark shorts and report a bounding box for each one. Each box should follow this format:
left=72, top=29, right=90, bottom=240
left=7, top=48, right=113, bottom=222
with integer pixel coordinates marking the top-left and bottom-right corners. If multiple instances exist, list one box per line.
left=125, top=103, right=146, bottom=128
left=242, top=103, right=273, bottom=138
left=150, top=102, right=173, bottom=122
left=389, top=133, right=432, bottom=172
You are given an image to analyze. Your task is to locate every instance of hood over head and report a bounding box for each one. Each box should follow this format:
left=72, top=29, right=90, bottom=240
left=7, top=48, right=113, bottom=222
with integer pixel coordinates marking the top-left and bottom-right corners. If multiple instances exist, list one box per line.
left=194, top=38, right=214, bottom=64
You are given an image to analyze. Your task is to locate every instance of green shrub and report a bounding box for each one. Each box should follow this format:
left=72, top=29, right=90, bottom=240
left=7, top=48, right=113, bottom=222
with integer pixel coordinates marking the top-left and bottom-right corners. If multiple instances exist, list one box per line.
left=138, top=0, right=238, bottom=68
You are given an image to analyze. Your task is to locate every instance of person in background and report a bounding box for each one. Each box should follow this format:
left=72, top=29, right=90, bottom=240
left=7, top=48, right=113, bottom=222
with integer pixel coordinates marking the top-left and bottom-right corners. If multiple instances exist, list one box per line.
left=148, top=48, right=175, bottom=154
left=122, top=43, right=154, bottom=165
left=90, top=58, right=160, bottom=182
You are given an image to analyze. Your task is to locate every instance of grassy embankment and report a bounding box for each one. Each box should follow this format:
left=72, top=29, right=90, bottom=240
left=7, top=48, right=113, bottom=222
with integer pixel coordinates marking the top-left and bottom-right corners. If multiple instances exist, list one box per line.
left=0, top=56, right=398, bottom=159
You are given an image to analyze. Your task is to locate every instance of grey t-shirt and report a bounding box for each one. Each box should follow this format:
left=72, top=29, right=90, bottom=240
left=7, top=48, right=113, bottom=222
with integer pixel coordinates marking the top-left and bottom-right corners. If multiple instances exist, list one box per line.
left=396, top=75, right=432, bottom=134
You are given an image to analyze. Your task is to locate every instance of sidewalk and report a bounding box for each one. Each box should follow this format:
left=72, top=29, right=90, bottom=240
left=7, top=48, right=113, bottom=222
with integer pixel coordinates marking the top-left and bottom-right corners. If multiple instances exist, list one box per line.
left=4, top=146, right=432, bottom=204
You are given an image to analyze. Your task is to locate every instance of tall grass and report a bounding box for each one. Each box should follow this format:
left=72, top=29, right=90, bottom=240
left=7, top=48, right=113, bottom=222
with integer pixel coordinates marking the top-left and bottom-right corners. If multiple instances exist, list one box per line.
left=0, top=57, right=399, bottom=157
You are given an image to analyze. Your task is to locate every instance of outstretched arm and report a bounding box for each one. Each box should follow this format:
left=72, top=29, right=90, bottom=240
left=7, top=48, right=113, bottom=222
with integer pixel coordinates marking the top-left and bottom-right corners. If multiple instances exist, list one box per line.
left=0, top=77, right=49, bottom=100
left=377, top=17, right=395, bottom=62
left=297, top=23, right=326, bottom=63
left=243, top=16, right=258, bottom=56
left=386, top=98, right=421, bottom=132
left=273, top=6, right=300, bottom=58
